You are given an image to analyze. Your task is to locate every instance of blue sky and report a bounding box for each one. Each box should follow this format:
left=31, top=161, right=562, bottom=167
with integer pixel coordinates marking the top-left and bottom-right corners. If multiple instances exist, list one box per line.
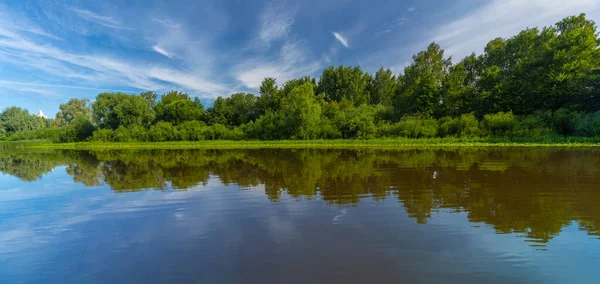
left=1, top=0, right=599, bottom=116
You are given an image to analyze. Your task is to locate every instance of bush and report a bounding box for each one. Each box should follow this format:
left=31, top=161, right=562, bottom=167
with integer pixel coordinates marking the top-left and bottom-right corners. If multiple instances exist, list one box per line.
left=114, top=126, right=133, bottom=142
left=482, top=112, right=515, bottom=136
left=59, top=117, right=95, bottom=142
left=385, top=115, right=438, bottom=138
left=148, top=121, right=176, bottom=142
left=6, top=128, right=60, bottom=142
left=510, top=113, right=555, bottom=137
left=551, top=108, right=577, bottom=135
left=438, top=114, right=481, bottom=137
left=176, top=121, right=206, bottom=141
left=90, top=129, right=115, bottom=142
left=572, top=111, right=600, bottom=137
left=243, top=111, right=290, bottom=140
left=331, top=105, right=379, bottom=139
left=201, top=124, right=244, bottom=140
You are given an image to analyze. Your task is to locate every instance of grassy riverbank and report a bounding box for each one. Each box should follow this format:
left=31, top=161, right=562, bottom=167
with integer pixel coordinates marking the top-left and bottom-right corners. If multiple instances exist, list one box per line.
left=2, top=137, right=600, bottom=150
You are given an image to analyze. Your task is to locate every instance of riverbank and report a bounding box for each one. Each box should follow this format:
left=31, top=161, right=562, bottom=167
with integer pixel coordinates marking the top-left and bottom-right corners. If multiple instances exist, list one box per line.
left=2, top=137, right=600, bottom=150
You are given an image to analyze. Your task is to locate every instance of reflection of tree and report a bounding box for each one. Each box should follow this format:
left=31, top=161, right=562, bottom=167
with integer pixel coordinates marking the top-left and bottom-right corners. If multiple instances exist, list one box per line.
left=0, top=151, right=64, bottom=181
left=1, top=147, right=599, bottom=243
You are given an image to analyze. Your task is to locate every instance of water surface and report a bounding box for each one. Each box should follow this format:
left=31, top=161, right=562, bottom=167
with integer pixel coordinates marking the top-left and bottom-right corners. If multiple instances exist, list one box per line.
left=1, top=148, right=599, bottom=283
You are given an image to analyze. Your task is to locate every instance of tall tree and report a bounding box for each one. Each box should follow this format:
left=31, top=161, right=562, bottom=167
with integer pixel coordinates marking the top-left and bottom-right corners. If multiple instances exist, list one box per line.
left=395, top=42, right=451, bottom=116
left=56, top=98, right=92, bottom=126
left=282, top=83, right=322, bottom=139
left=257, top=77, right=281, bottom=114
left=92, top=93, right=155, bottom=129
left=155, top=91, right=205, bottom=125
left=317, top=66, right=372, bottom=105
left=369, top=68, right=396, bottom=106
left=208, top=93, right=258, bottom=126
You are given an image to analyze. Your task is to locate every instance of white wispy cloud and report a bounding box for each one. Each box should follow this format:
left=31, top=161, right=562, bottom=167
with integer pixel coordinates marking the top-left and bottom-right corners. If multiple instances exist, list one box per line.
left=332, top=32, right=349, bottom=48
left=152, top=45, right=172, bottom=58
left=258, top=1, right=297, bottom=45
left=431, top=0, right=600, bottom=60
left=0, top=4, right=231, bottom=99
left=71, top=8, right=134, bottom=30
left=150, top=17, right=181, bottom=29
left=0, top=80, right=138, bottom=93
left=408, top=7, right=416, bottom=13
left=235, top=41, right=321, bottom=89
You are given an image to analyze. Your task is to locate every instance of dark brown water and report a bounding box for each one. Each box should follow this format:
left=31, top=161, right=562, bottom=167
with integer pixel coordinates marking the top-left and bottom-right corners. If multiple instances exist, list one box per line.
left=0, top=148, right=599, bottom=283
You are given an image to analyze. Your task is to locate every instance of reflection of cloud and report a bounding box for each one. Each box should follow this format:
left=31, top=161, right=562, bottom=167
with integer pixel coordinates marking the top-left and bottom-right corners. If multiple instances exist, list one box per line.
left=333, top=208, right=348, bottom=224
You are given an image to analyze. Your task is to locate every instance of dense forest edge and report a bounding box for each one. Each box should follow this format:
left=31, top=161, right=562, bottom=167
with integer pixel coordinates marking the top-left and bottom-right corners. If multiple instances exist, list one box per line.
left=1, top=14, right=599, bottom=146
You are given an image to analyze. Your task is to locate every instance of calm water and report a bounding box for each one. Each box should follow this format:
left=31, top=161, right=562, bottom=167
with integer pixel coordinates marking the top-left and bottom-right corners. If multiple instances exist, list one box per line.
left=0, top=148, right=599, bottom=283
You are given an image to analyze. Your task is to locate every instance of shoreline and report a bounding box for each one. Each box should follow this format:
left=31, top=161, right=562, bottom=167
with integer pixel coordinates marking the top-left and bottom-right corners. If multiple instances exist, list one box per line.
left=3, top=138, right=600, bottom=150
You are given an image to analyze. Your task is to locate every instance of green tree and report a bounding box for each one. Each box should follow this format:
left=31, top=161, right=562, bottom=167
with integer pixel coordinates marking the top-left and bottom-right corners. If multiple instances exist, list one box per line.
left=257, top=77, right=281, bottom=114
left=141, top=91, right=158, bottom=110
left=92, top=93, right=155, bottom=129
left=395, top=43, right=451, bottom=116
left=0, top=107, right=45, bottom=135
left=56, top=98, right=92, bottom=126
left=370, top=68, right=396, bottom=106
left=155, top=91, right=205, bottom=125
left=317, top=66, right=372, bottom=105
left=281, top=83, right=322, bottom=139
left=208, top=93, right=258, bottom=126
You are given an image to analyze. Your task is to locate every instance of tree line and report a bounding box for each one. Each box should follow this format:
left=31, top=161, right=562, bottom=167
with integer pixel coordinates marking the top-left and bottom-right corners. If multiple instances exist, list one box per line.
left=1, top=14, right=599, bottom=142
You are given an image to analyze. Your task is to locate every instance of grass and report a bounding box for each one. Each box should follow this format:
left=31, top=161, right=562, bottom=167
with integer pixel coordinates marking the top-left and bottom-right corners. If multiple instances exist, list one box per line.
left=2, top=136, right=600, bottom=150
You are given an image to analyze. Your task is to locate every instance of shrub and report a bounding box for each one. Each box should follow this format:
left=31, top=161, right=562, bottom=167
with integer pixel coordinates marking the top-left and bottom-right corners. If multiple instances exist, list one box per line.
left=201, top=124, right=244, bottom=140
left=176, top=121, right=206, bottom=141
left=551, top=108, right=577, bottom=135
left=331, top=105, right=379, bottom=139
left=438, top=114, right=481, bottom=137
left=114, top=126, right=133, bottom=142
left=59, top=116, right=95, bottom=142
left=572, top=111, right=600, bottom=137
left=482, top=112, right=515, bottom=136
left=148, top=121, right=176, bottom=142
left=90, top=129, right=115, bottom=142
left=511, top=114, right=555, bottom=137
left=386, top=115, right=438, bottom=138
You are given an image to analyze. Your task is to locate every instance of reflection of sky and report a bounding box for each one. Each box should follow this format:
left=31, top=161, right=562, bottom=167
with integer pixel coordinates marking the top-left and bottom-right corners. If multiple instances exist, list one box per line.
left=0, top=169, right=599, bottom=283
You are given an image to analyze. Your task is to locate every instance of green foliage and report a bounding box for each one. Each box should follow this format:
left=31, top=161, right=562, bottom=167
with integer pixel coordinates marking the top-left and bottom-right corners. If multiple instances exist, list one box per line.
left=438, top=114, right=481, bottom=137
left=56, top=98, right=92, bottom=126
left=90, top=129, right=115, bottom=142
left=0, top=107, right=46, bottom=135
left=572, top=111, right=600, bottom=137
left=208, top=93, right=258, bottom=126
left=155, top=91, right=204, bottom=125
left=59, top=116, right=95, bottom=142
left=330, top=104, right=379, bottom=139
left=369, top=68, right=396, bottom=106
left=176, top=121, right=207, bottom=141
left=281, top=83, right=322, bottom=139
left=318, top=65, right=372, bottom=105
left=396, top=43, right=451, bottom=116
left=385, top=115, right=439, bottom=138
left=92, top=93, right=155, bottom=129
left=149, top=121, right=176, bottom=142
left=482, top=112, right=516, bottom=136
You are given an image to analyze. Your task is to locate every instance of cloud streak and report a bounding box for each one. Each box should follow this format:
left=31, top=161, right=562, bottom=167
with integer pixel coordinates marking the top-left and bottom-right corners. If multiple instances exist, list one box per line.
left=258, top=1, right=297, bottom=45
left=235, top=41, right=321, bottom=89
left=332, top=32, right=349, bottom=48
left=152, top=45, right=172, bottom=58
left=71, top=8, right=135, bottom=30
